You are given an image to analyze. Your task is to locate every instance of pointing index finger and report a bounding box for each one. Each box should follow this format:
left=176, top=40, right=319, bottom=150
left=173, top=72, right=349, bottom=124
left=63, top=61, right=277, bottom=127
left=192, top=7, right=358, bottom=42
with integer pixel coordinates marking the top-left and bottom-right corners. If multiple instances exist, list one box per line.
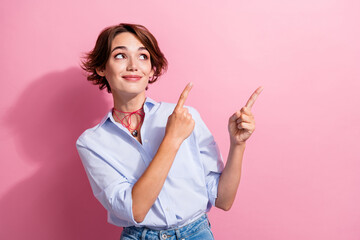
left=245, top=86, right=264, bottom=109
left=175, top=82, right=193, bottom=110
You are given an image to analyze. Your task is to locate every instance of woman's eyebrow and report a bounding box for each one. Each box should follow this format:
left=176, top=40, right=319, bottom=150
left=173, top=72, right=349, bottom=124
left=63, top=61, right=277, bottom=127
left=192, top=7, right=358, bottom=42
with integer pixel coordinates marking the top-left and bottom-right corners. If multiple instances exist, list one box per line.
left=111, top=46, right=148, bottom=52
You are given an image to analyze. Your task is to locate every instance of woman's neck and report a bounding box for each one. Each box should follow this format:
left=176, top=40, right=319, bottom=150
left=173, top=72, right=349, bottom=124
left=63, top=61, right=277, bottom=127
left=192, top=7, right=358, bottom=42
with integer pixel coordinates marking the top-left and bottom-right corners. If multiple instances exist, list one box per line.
left=112, top=92, right=146, bottom=112
left=112, top=92, right=146, bottom=140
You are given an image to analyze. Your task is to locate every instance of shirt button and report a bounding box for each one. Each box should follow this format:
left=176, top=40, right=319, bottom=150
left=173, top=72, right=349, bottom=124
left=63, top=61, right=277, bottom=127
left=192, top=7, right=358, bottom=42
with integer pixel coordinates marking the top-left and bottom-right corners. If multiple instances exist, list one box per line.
left=144, top=139, right=148, bottom=143
left=161, top=233, right=168, bottom=239
left=166, top=207, right=170, bottom=211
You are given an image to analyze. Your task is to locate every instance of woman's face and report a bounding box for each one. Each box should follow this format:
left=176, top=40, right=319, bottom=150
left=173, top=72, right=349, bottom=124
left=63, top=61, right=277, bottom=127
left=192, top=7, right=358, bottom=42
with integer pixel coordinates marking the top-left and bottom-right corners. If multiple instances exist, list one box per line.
left=97, top=32, right=154, bottom=97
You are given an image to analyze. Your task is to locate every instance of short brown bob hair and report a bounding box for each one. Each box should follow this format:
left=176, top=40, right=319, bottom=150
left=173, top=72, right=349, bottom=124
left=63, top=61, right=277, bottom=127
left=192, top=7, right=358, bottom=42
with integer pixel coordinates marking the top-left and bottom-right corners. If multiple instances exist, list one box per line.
left=81, top=23, right=168, bottom=93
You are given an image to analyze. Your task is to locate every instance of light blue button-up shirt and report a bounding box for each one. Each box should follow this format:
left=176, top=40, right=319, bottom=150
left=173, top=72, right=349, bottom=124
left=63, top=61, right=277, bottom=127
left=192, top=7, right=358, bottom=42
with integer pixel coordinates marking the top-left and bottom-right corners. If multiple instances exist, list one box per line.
left=76, top=97, right=224, bottom=230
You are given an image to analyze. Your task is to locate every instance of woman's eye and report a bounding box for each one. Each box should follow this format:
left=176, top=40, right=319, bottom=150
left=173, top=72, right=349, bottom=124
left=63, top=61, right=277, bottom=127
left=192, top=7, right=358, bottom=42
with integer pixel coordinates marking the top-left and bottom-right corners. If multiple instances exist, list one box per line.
left=115, top=53, right=125, bottom=59
left=139, top=54, right=148, bottom=60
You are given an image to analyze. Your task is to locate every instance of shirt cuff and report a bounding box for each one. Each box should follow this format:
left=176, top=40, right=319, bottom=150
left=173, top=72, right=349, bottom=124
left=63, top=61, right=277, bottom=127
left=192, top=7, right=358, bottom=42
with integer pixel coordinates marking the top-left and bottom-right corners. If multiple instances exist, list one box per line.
left=206, top=172, right=220, bottom=209
left=103, top=181, right=140, bottom=225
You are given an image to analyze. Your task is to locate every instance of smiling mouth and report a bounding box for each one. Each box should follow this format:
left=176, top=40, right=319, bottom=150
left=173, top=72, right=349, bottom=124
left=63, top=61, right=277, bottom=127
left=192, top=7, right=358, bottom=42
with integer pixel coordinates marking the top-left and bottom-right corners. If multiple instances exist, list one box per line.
left=122, top=75, right=142, bottom=81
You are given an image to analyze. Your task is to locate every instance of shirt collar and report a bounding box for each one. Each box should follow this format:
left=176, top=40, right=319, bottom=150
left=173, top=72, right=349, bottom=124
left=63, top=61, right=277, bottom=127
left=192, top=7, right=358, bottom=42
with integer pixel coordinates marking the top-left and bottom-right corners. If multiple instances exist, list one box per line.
left=144, top=97, right=157, bottom=112
left=99, top=96, right=158, bottom=126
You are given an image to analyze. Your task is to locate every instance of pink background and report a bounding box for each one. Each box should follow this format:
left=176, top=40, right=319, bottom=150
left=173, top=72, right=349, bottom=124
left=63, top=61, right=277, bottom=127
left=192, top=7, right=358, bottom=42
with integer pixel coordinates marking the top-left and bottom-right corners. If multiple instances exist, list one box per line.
left=1, top=0, right=359, bottom=239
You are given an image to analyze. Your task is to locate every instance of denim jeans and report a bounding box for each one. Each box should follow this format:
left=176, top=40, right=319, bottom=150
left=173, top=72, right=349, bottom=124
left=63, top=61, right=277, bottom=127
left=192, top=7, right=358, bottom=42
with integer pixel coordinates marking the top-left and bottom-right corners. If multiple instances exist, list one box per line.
left=120, top=214, right=214, bottom=240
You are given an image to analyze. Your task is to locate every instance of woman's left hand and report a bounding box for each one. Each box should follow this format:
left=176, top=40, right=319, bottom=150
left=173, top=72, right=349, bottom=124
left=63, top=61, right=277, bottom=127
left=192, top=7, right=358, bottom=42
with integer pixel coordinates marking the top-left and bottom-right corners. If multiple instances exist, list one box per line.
left=228, top=86, right=264, bottom=145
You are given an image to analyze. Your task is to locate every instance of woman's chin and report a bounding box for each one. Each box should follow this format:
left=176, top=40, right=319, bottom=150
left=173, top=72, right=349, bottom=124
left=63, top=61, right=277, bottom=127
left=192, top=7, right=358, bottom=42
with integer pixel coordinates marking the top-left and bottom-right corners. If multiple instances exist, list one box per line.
left=114, top=88, right=146, bottom=98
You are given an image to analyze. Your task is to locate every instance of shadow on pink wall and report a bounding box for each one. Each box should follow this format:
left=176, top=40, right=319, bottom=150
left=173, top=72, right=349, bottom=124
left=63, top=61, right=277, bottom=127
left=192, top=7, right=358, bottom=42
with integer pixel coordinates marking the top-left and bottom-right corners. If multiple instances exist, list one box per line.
left=0, top=67, right=121, bottom=239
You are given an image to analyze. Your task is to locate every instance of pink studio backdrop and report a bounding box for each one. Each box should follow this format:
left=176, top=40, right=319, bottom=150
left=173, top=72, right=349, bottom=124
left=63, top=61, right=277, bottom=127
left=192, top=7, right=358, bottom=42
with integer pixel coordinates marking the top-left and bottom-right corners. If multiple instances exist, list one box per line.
left=1, top=0, right=359, bottom=239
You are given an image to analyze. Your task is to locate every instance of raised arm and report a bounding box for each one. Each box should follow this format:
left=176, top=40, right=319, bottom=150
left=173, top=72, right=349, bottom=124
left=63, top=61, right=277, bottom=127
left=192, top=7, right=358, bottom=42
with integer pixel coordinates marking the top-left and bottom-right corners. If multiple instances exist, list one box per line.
left=132, top=82, right=195, bottom=223
left=215, top=86, right=263, bottom=211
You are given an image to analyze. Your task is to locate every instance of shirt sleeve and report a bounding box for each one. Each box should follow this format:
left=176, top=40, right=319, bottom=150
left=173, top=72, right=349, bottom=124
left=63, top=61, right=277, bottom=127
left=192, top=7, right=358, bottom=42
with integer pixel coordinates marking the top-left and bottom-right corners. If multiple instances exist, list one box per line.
left=190, top=107, right=224, bottom=208
left=76, top=137, right=139, bottom=225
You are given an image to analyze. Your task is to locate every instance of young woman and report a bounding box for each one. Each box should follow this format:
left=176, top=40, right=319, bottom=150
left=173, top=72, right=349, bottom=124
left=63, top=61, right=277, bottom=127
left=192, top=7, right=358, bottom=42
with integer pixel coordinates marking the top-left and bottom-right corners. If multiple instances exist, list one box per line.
left=77, top=23, right=263, bottom=240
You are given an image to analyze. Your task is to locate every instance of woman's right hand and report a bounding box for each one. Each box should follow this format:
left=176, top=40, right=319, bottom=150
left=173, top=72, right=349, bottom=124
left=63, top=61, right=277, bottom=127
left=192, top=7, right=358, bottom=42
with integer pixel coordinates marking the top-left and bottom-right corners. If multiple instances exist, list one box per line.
left=165, top=82, right=195, bottom=147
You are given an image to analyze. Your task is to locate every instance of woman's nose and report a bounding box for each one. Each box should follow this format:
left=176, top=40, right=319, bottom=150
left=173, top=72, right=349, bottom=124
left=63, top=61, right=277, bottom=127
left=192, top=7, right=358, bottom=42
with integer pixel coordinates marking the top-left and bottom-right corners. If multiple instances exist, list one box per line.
left=126, top=57, right=138, bottom=71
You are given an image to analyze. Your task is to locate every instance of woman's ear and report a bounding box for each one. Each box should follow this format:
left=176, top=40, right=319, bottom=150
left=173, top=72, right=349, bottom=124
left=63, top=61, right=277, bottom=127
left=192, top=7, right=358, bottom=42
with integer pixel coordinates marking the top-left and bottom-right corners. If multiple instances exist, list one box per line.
left=150, top=69, right=154, bottom=78
left=96, top=68, right=106, bottom=77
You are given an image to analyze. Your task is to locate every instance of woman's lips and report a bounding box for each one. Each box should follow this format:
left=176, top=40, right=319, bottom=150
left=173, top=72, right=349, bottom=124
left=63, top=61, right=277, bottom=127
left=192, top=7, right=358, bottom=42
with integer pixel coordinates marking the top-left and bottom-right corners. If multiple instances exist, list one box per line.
left=122, top=75, right=142, bottom=81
